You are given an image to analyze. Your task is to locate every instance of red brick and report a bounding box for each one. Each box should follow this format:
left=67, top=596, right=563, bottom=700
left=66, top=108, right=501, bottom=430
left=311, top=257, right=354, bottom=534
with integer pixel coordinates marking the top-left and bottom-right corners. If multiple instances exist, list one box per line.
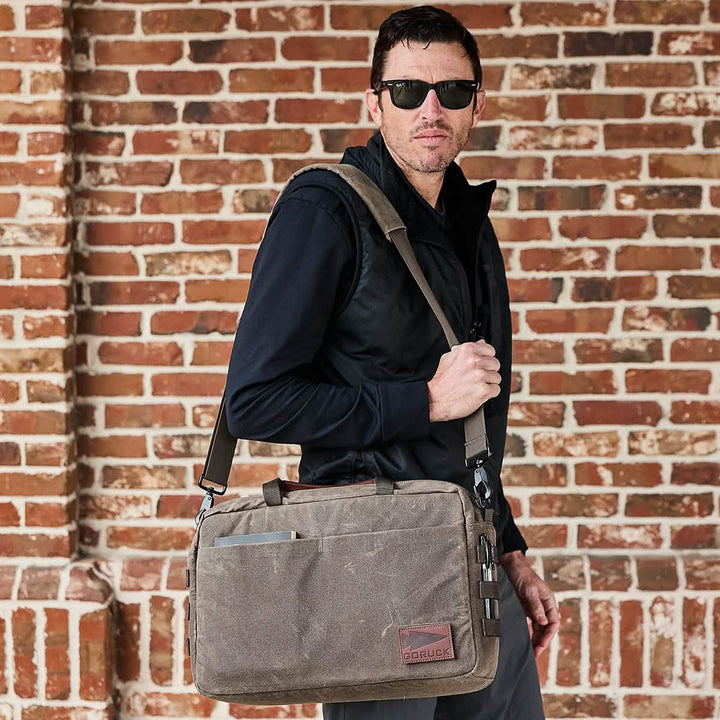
left=629, top=430, right=716, bottom=456
left=44, top=609, right=69, bottom=699
left=27, top=132, right=68, bottom=155
left=132, top=130, right=219, bottom=155
left=530, top=370, right=615, bottom=394
left=553, top=155, right=641, bottom=179
left=283, top=36, right=368, bottom=61
left=579, top=523, right=662, bottom=548
left=105, top=404, right=185, bottom=429
left=0, top=380, right=18, bottom=403
left=74, top=70, right=129, bottom=96
left=233, top=189, right=278, bottom=214
left=617, top=0, right=703, bottom=23
left=229, top=68, right=313, bottom=93
left=237, top=5, right=323, bottom=31
left=77, top=310, right=141, bottom=337
left=275, top=99, right=362, bottom=124
left=76, top=373, right=143, bottom=398
left=704, top=121, right=720, bottom=148
left=655, top=215, right=720, bottom=239
left=102, top=466, right=185, bottom=490
left=20, top=254, right=68, bottom=279
left=90, top=102, right=176, bottom=127
left=526, top=308, right=614, bottom=333
left=75, top=251, right=139, bottom=277
left=507, top=278, right=562, bottom=303
left=86, top=162, right=172, bottom=189
left=0, top=411, right=68, bottom=434
left=26, top=380, right=69, bottom=403
left=142, top=9, right=230, bottom=33
left=95, top=41, right=182, bottom=65
left=78, top=435, right=146, bottom=459
left=186, top=279, right=249, bottom=303
left=89, top=281, right=179, bottom=305
left=513, top=339, right=565, bottom=365
left=80, top=495, right=153, bottom=520
left=116, top=603, right=140, bottom=682
left=79, top=609, right=112, bottom=700
left=623, top=306, right=710, bottom=332
left=272, top=157, right=337, bottom=182
left=627, top=492, right=713, bottom=517
left=224, top=129, right=312, bottom=154
left=0, top=37, right=64, bottom=62
left=0, top=5, right=13, bottom=29
left=151, top=373, right=225, bottom=397
left=607, top=61, right=697, bottom=87
left=0, top=100, right=66, bottom=125
left=589, top=599, right=613, bottom=686
left=672, top=401, right=720, bottom=425
left=510, top=63, right=594, bottom=90
left=145, top=251, right=231, bottom=276
left=518, top=184, right=605, bottom=211
left=616, top=184, right=702, bottom=210
left=559, top=93, right=645, bottom=118
left=573, top=276, right=657, bottom=302
left=520, top=1, right=606, bottom=25
left=0, top=161, right=65, bottom=186
left=189, top=38, right=274, bottom=63
left=605, top=122, right=694, bottom=148
left=179, top=159, right=264, bottom=185
left=22, top=316, right=70, bottom=340
left=26, top=501, right=72, bottom=527
left=136, top=71, right=222, bottom=96
left=531, top=492, right=617, bottom=517
left=150, top=596, right=174, bottom=685
left=556, top=598, right=581, bottom=685
left=652, top=92, right=720, bottom=117
left=670, top=275, right=720, bottom=299
left=660, top=32, right=720, bottom=56
left=321, top=68, right=372, bottom=93
left=637, top=557, right=679, bottom=591
left=190, top=342, right=232, bottom=366
left=141, top=191, right=222, bottom=215
left=182, top=219, right=264, bottom=245
left=565, top=31, right=653, bottom=56
left=150, top=311, right=237, bottom=335
left=627, top=369, right=711, bottom=394
left=0, top=69, right=20, bottom=93
left=670, top=338, right=720, bottom=361
left=98, top=342, right=183, bottom=366
left=13, top=608, right=37, bottom=697
left=577, top=462, right=662, bottom=487
left=671, top=463, right=720, bottom=486
left=107, top=527, right=194, bottom=551
left=517, top=524, right=568, bottom=548
left=491, top=217, right=552, bottom=241
left=331, top=4, right=512, bottom=30
left=461, top=156, right=545, bottom=180
left=26, top=441, right=73, bottom=467
left=73, top=8, right=134, bottom=34
left=683, top=599, right=707, bottom=689
left=483, top=94, right=550, bottom=121
left=0, top=193, right=19, bottom=216
left=563, top=214, right=647, bottom=239
left=574, top=400, right=662, bottom=426
left=534, top=431, right=620, bottom=457
left=0, top=347, right=66, bottom=373
left=616, top=246, right=703, bottom=271
left=620, top=601, right=644, bottom=686
left=650, top=153, right=720, bottom=180
left=508, top=124, right=598, bottom=150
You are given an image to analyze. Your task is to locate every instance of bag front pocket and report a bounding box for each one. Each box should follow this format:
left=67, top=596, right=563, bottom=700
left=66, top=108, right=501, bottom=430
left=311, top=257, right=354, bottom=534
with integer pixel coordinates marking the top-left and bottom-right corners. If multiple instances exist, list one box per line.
left=193, top=523, right=475, bottom=696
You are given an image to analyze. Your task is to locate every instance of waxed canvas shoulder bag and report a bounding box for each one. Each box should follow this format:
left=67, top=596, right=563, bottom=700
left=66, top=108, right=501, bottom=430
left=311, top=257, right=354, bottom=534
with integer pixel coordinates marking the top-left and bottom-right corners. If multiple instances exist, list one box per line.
left=186, top=164, right=501, bottom=705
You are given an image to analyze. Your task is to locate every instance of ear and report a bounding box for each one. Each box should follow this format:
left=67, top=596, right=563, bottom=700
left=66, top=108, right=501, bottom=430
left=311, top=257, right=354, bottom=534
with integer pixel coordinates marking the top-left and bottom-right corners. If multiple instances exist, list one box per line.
left=471, top=89, right=486, bottom=128
left=366, top=88, right=383, bottom=127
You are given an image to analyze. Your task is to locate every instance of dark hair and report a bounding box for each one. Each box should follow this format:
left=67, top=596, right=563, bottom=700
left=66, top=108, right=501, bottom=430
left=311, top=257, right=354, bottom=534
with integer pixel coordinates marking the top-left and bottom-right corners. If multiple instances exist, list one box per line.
left=370, top=5, right=482, bottom=89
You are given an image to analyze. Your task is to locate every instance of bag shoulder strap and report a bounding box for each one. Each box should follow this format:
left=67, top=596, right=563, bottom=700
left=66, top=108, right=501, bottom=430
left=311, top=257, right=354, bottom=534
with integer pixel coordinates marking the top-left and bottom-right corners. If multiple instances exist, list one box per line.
left=198, top=163, right=490, bottom=504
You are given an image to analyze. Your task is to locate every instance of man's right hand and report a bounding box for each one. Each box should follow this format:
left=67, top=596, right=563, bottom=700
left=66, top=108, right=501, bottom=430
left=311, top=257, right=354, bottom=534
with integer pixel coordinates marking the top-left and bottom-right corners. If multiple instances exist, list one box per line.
left=427, top=340, right=501, bottom=422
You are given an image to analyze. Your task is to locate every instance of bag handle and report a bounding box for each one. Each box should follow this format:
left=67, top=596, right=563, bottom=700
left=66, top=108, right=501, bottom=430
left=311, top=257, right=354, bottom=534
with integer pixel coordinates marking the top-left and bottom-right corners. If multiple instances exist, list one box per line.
left=262, top=476, right=394, bottom=506
left=195, top=164, right=491, bottom=524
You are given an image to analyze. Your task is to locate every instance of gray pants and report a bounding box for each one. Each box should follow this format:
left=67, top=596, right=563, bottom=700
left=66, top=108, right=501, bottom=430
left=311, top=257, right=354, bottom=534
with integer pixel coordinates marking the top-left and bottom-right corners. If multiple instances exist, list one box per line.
left=322, top=565, right=545, bottom=720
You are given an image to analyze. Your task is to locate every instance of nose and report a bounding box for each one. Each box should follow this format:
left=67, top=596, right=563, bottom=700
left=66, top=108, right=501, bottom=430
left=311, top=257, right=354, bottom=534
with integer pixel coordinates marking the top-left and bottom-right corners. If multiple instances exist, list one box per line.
left=419, top=88, right=443, bottom=118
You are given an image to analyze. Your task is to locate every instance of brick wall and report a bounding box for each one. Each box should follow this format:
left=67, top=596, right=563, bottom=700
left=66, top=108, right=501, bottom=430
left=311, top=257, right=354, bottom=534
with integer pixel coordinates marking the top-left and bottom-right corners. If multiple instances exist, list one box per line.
left=0, top=0, right=719, bottom=718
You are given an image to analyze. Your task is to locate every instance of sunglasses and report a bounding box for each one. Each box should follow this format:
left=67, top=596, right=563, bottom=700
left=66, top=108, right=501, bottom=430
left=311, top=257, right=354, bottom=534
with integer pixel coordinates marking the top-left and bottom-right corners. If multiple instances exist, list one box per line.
left=374, top=79, right=479, bottom=110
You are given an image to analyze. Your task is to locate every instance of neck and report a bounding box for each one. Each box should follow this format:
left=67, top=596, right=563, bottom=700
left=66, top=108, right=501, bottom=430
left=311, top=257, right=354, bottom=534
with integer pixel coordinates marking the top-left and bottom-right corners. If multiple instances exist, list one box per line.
left=384, top=144, right=445, bottom=210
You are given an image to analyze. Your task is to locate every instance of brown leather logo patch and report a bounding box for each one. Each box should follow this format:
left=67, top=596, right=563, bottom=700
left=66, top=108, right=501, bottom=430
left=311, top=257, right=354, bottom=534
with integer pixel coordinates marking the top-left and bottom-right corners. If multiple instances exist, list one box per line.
left=398, top=623, right=455, bottom=664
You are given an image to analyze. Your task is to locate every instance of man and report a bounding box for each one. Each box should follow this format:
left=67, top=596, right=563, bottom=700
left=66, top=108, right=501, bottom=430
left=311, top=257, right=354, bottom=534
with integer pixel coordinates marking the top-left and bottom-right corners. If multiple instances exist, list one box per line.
left=225, top=6, right=560, bottom=719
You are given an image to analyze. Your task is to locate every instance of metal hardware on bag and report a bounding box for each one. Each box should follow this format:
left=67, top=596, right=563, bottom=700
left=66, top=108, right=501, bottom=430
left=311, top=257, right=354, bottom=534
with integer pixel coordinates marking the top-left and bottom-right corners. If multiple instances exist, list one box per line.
left=479, top=533, right=498, bottom=621
left=472, top=466, right=492, bottom=509
left=186, top=569, right=190, bottom=588
left=194, top=491, right=215, bottom=527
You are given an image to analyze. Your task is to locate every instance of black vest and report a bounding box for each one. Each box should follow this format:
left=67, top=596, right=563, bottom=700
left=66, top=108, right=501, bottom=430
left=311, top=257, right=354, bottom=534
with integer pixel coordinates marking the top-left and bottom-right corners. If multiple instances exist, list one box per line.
left=292, top=133, right=513, bottom=545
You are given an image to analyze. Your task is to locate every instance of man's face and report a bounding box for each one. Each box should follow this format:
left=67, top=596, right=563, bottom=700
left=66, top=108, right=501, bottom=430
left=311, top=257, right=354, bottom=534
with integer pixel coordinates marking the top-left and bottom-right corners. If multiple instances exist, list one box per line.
left=366, top=40, right=485, bottom=176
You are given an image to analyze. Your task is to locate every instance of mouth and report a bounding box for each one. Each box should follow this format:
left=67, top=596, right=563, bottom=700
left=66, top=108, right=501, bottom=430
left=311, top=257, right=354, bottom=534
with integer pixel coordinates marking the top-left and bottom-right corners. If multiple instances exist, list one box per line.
left=415, top=132, right=448, bottom=140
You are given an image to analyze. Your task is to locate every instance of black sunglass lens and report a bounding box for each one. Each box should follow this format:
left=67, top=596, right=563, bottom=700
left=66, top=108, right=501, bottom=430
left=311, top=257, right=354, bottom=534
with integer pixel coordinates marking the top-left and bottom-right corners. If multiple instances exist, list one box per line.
left=391, top=81, right=428, bottom=109
left=438, top=82, right=475, bottom=109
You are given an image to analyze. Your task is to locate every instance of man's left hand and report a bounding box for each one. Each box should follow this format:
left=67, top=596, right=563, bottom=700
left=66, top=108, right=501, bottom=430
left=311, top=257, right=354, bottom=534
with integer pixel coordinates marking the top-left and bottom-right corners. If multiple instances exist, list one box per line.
left=500, top=550, right=560, bottom=657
